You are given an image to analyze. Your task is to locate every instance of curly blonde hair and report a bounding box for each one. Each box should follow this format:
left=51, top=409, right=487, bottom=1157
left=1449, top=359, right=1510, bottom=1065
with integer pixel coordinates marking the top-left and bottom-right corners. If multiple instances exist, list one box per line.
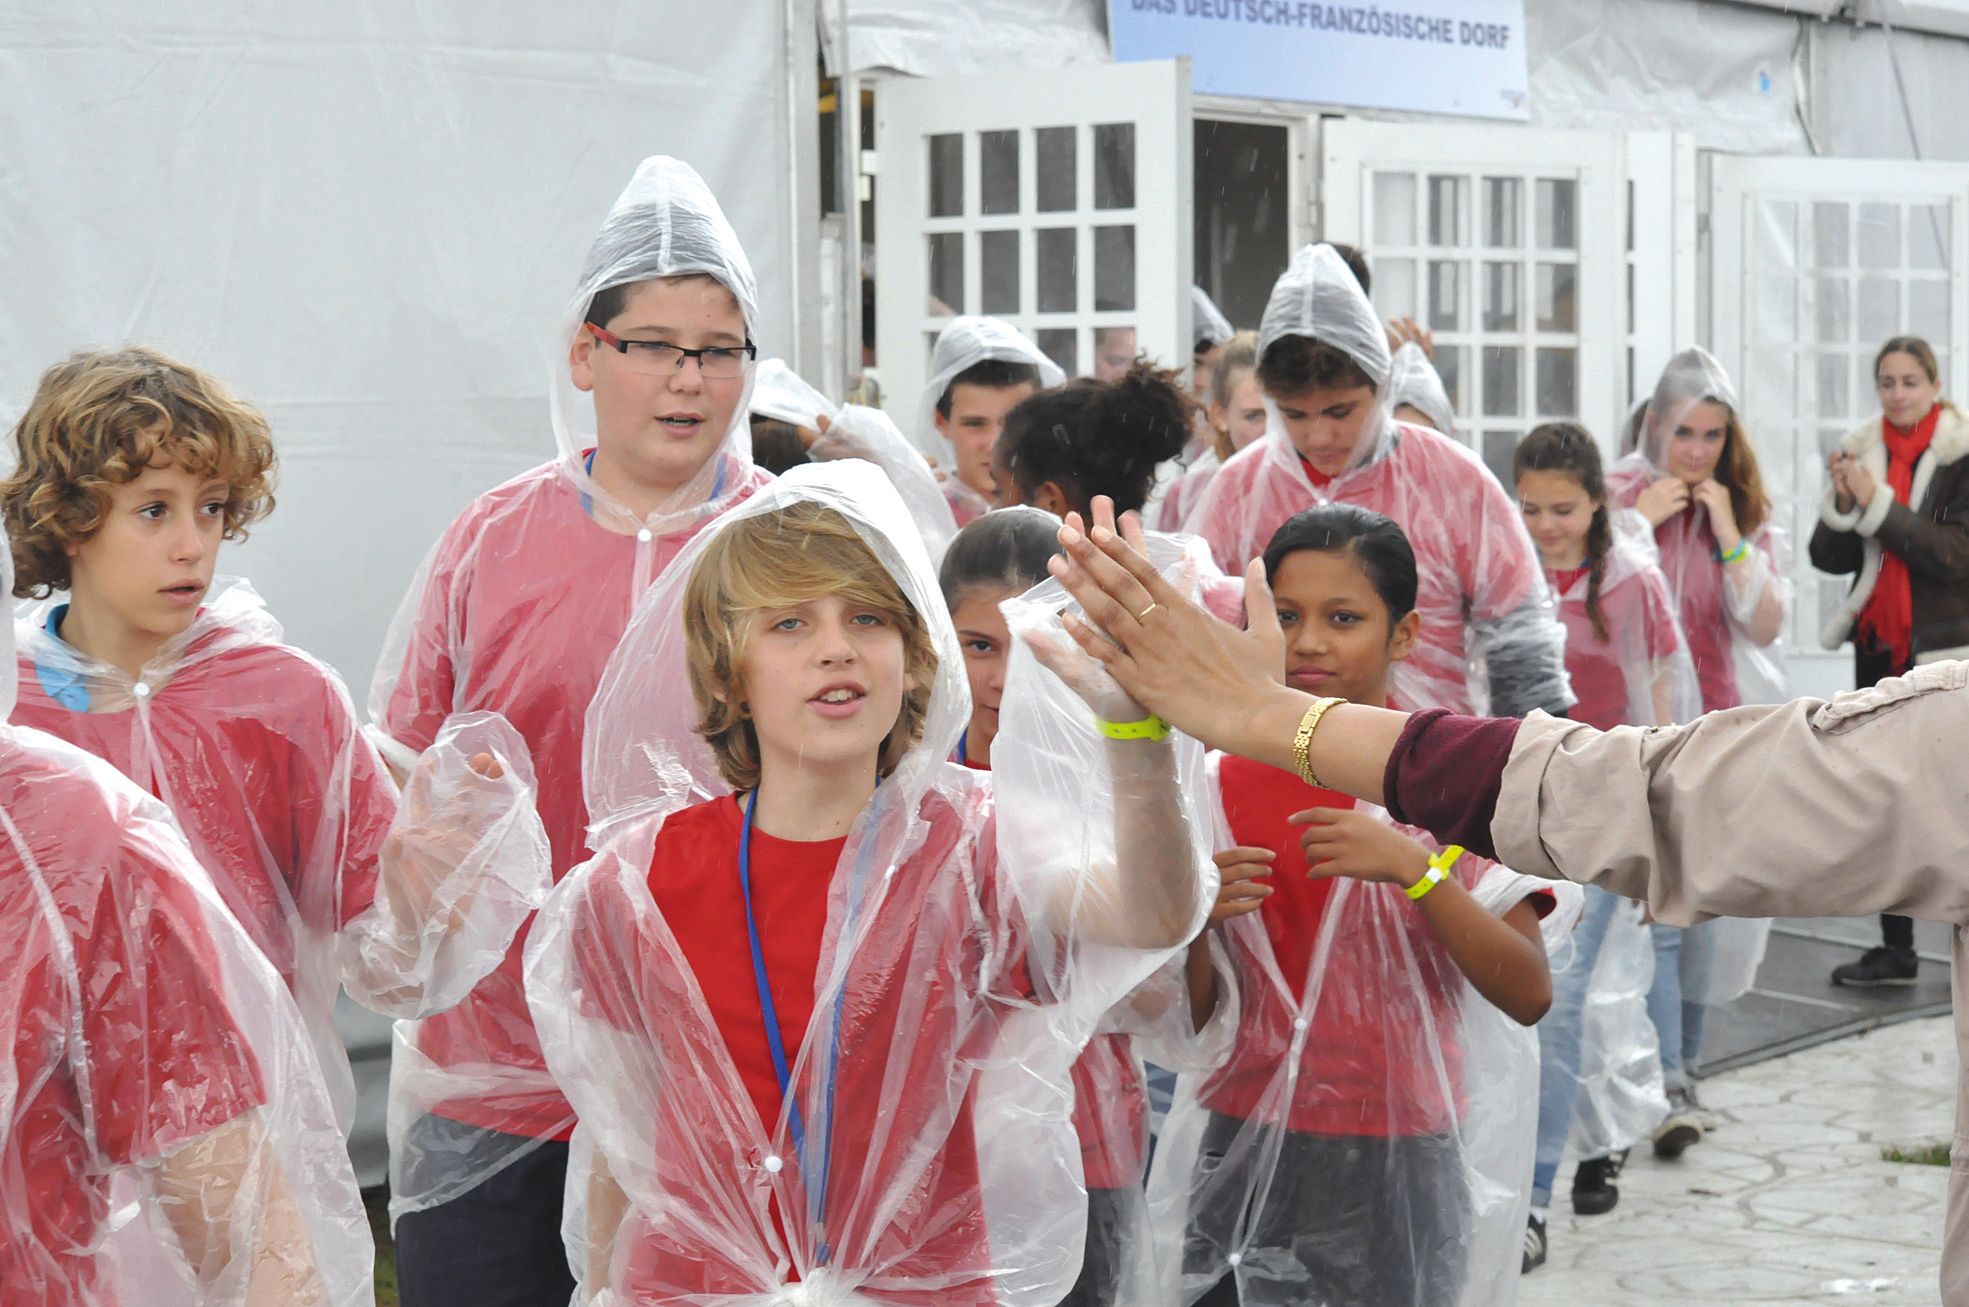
left=684, top=500, right=937, bottom=791
left=3, top=348, right=278, bottom=596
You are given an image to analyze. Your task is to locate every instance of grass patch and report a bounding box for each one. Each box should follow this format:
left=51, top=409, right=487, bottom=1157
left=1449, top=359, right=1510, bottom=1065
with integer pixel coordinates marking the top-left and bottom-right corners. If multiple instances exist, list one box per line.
left=365, top=1188, right=398, bottom=1307
left=1881, top=1142, right=1952, bottom=1167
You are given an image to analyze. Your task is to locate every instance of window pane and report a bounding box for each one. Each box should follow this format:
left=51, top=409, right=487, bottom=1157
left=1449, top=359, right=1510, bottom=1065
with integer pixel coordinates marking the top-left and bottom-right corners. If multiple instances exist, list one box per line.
left=1911, top=204, right=1950, bottom=271
left=1374, top=172, right=1417, bottom=246
left=1428, top=260, right=1467, bottom=332
left=1536, top=347, right=1577, bottom=416
left=1036, top=127, right=1076, bottom=212
left=1814, top=278, right=1850, bottom=345
left=929, top=134, right=963, bottom=218
left=1858, top=202, right=1899, bottom=269
left=1094, top=123, right=1136, bottom=210
left=1435, top=344, right=1466, bottom=413
left=1094, top=225, right=1136, bottom=311
left=1428, top=175, right=1467, bottom=246
left=1036, top=229, right=1077, bottom=312
left=1816, top=353, right=1848, bottom=416
left=1482, top=431, right=1517, bottom=485
left=1482, top=345, right=1521, bottom=416
left=981, top=230, right=1019, bottom=315
left=1536, top=178, right=1577, bottom=251
left=1858, top=277, right=1900, bottom=342
left=1484, top=177, right=1522, bottom=248
left=1482, top=261, right=1522, bottom=332
left=1036, top=328, right=1077, bottom=377
left=928, top=232, right=963, bottom=313
left=980, top=130, right=1020, bottom=216
left=1536, top=262, right=1576, bottom=332
left=1911, top=279, right=1951, bottom=348
left=1377, top=257, right=1417, bottom=320
left=1814, top=202, right=1850, bottom=270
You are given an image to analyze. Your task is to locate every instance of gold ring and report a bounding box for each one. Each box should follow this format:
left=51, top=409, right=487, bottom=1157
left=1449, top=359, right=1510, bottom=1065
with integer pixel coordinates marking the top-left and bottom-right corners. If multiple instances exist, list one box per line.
left=1135, top=601, right=1160, bottom=622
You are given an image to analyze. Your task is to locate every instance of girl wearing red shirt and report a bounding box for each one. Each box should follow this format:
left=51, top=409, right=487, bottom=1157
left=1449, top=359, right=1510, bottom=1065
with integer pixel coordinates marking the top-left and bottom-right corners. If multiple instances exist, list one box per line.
left=524, top=462, right=1212, bottom=1305
left=1153, top=504, right=1565, bottom=1307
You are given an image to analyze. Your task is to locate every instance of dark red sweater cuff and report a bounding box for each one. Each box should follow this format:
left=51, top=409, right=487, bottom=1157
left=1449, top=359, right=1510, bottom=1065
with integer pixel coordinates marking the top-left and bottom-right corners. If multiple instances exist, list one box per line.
left=1381, top=709, right=1522, bottom=861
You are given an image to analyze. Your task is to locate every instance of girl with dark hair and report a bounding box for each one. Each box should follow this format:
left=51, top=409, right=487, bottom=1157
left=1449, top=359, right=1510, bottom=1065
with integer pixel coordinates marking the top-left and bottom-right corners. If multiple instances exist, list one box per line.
left=992, top=362, right=1192, bottom=520
left=1512, top=424, right=1698, bottom=1262
left=937, top=508, right=1157, bottom=1307
left=1154, top=502, right=1569, bottom=1307
left=1814, top=335, right=1969, bottom=986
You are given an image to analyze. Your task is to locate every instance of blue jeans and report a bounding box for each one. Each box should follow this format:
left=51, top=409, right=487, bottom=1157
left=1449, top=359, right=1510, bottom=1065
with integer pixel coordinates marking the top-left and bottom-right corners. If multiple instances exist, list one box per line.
left=1648, top=921, right=1713, bottom=1094
left=1531, top=886, right=1622, bottom=1207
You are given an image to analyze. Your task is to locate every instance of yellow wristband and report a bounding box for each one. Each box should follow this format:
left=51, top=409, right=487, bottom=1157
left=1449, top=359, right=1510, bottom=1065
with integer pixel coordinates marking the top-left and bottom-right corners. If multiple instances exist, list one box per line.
left=1293, top=696, right=1346, bottom=787
left=1406, top=845, right=1464, bottom=901
left=1097, top=714, right=1171, bottom=742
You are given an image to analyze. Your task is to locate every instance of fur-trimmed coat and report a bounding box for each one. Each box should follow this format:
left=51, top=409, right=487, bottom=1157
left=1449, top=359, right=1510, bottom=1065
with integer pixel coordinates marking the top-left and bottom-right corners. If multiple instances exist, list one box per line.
left=1809, top=405, right=1969, bottom=662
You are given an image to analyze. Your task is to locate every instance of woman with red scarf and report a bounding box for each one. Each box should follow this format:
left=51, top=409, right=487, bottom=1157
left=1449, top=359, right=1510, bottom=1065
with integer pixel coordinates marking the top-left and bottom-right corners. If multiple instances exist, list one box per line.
left=1812, top=335, right=1969, bottom=986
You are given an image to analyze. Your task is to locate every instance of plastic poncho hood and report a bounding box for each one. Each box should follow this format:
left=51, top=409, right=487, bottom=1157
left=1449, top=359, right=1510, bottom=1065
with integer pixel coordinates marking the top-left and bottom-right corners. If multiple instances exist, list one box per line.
left=549, top=155, right=763, bottom=537
left=527, top=459, right=1213, bottom=1305
left=1256, top=243, right=1396, bottom=474
left=1192, top=286, right=1234, bottom=352
left=916, top=314, right=1065, bottom=459
left=1388, top=341, right=1458, bottom=443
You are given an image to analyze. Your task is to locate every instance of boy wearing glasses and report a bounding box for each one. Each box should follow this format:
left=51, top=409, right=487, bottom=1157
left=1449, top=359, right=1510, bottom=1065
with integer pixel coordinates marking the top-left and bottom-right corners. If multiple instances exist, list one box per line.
left=372, top=156, right=773, bottom=1307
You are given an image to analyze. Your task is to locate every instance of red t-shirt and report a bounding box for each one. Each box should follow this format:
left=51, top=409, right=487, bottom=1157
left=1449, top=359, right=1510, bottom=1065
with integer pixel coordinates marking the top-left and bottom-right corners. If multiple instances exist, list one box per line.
left=1202, top=756, right=1488, bottom=1137
left=14, top=636, right=395, bottom=984
left=381, top=457, right=769, bottom=1139
left=1545, top=563, right=1683, bottom=731
left=2, top=741, right=265, bottom=1306
left=573, top=791, right=1031, bottom=1302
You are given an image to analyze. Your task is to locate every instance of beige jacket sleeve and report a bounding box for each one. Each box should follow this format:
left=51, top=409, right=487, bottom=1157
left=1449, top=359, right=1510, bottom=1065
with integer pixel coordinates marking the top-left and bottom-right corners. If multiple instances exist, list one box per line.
left=1489, top=660, right=1969, bottom=927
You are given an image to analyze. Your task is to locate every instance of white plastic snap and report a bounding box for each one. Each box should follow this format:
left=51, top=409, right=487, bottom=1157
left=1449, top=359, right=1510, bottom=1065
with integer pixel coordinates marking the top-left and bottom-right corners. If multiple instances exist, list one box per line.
left=1292, top=1016, right=1309, bottom=1033
left=636, top=528, right=653, bottom=544
left=763, top=1154, right=783, bottom=1174
left=1228, top=1252, right=1243, bottom=1267
left=132, top=682, right=151, bottom=699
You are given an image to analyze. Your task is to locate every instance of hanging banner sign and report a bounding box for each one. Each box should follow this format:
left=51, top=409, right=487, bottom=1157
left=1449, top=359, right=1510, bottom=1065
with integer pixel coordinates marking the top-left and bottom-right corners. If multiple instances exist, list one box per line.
left=1110, top=1, right=1530, bottom=121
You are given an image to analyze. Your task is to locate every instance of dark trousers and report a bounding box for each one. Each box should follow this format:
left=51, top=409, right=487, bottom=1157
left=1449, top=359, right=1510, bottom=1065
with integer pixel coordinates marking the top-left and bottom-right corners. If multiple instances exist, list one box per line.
left=1188, top=1112, right=1469, bottom=1307
left=1057, top=1188, right=1132, bottom=1307
left=1856, top=643, right=1916, bottom=951
left=393, top=1116, right=575, bottom=1307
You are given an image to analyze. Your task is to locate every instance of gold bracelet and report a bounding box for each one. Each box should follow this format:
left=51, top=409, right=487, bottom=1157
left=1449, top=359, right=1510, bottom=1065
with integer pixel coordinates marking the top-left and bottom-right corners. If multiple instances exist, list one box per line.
left=1292, top=696, right=1346, bottom=787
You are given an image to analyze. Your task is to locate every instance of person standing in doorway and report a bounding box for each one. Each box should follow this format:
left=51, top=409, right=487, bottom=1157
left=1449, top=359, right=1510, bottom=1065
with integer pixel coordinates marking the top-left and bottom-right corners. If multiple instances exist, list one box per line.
left=1814, top=335, right=1969, bottom=986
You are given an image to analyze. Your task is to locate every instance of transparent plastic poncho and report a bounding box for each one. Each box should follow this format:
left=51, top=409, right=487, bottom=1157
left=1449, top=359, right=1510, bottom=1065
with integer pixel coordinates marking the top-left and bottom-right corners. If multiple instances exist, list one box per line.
left=1608, top=346, right=1791, bottom=712
left=525, top=459, right=1213, bottom=1305
left=1387, top=341, right=1462, bottom=447
left=1191, top=286, right=1234, bottom=352
left=915, top=316, right=1067, bottom=522
left=1544, top=531, right=1702, bottom=733
left=369, top=154, right=773, bottom=1219
left=1607, top=348, right=1786, bottom=997
left=1187, top=246, right=1571, bottom=717
left=1565, top=896, right=1669, bottom=1161
left=0, top=533, right=369, bottom=1307
left=14, top=579, right=550, bottom=1135
left=1148, top=754, right=1581, bottom=1307
left=752, top=358, right=958, bottom=564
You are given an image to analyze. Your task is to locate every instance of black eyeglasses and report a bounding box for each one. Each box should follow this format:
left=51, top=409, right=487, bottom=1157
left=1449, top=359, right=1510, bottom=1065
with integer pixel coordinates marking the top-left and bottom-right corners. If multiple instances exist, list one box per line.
left=585, top=323, right=757, bottom=378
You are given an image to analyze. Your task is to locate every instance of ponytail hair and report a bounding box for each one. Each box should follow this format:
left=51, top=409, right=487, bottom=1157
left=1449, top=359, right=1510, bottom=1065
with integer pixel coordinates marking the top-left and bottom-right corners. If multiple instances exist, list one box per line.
left=1514, top=422, right=1613, bottom=643
left=998, top=362, right=1192, bottom=516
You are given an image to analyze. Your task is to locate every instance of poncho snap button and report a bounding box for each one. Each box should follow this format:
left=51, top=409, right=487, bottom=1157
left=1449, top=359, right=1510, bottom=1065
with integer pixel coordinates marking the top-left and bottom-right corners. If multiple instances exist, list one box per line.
left=763, top=1154, right=783, bottom=1174
left=636, top=528, right=653, bottom=543
left=132, top=682, right=152, bottom=699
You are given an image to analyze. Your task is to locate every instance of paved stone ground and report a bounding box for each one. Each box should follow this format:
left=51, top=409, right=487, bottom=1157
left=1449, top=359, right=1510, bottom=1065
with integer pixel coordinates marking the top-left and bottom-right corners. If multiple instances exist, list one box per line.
left=1521, top=1014, right=1955, bottom=1306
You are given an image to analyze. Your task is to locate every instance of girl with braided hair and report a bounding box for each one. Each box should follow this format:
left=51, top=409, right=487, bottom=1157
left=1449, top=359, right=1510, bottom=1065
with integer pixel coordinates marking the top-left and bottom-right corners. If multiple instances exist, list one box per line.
left=1512, top=423, right=1699, bottom=1267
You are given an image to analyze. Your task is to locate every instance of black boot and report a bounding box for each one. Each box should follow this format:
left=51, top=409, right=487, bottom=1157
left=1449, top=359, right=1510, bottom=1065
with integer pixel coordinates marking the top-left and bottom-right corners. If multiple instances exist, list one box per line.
left=1570, top=1155, right=1622, bottom=1215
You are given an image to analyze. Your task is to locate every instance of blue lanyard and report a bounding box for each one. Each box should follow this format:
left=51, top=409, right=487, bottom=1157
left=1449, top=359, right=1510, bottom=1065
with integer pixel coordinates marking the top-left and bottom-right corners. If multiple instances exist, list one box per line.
left=739, top=788, right=874, bottom=1267
left=579, top=448, right=730, bottom=520
left=955, top=729, right=968, bottom=766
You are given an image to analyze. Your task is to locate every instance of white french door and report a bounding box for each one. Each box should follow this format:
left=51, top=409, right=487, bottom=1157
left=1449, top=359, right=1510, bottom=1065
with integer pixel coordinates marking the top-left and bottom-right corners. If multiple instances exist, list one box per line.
left=873, top=58, right=1193, bottom=439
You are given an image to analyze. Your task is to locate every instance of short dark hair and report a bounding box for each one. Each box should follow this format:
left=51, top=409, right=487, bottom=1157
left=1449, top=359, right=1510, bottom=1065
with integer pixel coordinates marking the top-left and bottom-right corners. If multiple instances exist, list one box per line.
left=1325, top=243, right=1371, bottom=295
left=747, top=415, right=811, bottom=477
left=1256, top=335, right=1377, bottom=400
left=996, top=363, right=1192, bottom=517
left=938, top=507, right=1062, bottom=610
left=583, top=272, right=743, bottom=331
left=936, top=359, right=1042, bottom=418
left=1262, top=503, right=1417, bottom=621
